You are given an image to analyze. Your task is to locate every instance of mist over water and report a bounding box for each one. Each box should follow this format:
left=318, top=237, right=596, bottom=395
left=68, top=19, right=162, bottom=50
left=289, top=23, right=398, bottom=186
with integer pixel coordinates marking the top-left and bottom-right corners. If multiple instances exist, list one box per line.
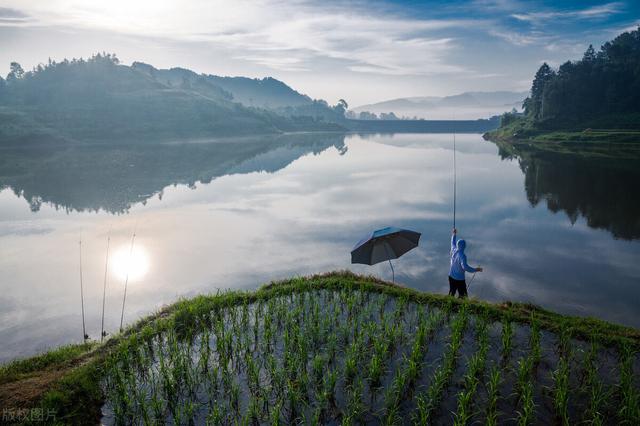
left=1, top=133, right=639, bottom=362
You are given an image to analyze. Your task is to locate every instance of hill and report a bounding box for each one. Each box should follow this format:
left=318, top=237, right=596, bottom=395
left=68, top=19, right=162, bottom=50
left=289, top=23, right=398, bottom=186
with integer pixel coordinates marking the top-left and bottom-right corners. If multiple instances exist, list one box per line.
left=131, top=62, right=315, bottom=110
left=352, top=91, right=527, bottom=120
left=0, top=54, right=345, bottom=144
left=486, top=27, right=640, bottom=143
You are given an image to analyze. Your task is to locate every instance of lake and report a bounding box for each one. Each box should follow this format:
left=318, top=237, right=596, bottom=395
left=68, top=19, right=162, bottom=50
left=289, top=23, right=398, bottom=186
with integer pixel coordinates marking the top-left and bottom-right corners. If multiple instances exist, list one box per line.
left=1, top=133, right=639, bottom=362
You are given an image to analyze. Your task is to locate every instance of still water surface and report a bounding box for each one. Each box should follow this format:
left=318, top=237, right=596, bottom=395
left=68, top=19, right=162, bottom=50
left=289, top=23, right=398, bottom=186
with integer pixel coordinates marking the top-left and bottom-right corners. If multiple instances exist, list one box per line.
left=1, top=133, right=639, bottom=362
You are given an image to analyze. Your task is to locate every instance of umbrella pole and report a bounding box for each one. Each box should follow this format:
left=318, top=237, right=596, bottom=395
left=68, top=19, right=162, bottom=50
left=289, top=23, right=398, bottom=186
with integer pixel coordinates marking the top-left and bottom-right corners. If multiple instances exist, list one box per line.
left=383, top=242, right=395, bottom=283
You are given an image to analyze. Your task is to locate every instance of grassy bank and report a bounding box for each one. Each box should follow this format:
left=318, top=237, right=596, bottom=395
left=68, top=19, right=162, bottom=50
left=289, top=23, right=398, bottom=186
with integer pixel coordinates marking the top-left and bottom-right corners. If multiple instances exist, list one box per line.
left=1, top=271, right=639, bottom=424
left=484, top=116, right=640, bottom=145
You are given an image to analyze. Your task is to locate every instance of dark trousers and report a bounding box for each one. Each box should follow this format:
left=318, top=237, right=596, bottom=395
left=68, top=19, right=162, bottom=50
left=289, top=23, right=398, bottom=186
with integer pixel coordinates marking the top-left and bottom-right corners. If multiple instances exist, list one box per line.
left=448, top=276, right=467, bottom=298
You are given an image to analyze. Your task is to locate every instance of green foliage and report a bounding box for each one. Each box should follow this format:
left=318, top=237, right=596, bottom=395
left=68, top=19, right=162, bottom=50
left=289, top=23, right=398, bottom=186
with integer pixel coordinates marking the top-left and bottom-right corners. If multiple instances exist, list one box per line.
left=522, top=27, right=640, bottom=129
left=0, top=54, right=344, bottom=143
left=0, top=343, right=94, bottom=385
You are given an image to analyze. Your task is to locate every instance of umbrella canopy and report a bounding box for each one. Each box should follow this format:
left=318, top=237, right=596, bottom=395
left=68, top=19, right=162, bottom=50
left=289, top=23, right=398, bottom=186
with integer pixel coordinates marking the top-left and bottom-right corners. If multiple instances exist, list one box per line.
left=351, top=227, right=421, bottom=282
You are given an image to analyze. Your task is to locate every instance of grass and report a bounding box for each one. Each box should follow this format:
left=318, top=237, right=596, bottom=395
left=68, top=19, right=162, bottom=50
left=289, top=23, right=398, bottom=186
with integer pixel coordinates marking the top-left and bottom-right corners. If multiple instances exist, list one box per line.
left=484, top=115, right=640, bottom=145
left=1, top=271, right=639, bottom=425
left=0, top=343, right=95, bottom=386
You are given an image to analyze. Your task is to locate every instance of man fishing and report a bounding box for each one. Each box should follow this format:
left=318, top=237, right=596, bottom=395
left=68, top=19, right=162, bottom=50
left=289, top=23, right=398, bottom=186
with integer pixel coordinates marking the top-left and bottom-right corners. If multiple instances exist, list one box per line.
left=449, top=228, right=483, bottom=298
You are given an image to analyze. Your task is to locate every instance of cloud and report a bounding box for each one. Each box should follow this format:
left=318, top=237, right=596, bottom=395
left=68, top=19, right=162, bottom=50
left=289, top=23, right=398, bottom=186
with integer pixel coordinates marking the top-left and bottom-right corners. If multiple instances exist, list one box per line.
left=511, top=2, right=623, bottom=23
left=0, top=0, right=481, bottom=76
left=0, top=7, right=31, bottom=26
left=0, top=7, right=27, bottom=18
left=488, top=29, right=548, bottom=46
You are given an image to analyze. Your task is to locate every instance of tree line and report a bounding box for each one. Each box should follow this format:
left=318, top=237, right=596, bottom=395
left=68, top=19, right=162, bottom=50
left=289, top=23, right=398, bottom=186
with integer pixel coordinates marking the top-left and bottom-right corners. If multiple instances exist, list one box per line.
left=511, top=27, right=640, bottom=129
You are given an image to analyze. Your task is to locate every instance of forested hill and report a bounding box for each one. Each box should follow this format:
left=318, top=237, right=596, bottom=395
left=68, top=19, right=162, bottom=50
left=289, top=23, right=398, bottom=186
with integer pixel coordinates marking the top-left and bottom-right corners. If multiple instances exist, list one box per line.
left=131, top=62, right=314, bottom=109
left=489, top=26, right=640, bottom=141
left=0, top=54, right=346, bottom=143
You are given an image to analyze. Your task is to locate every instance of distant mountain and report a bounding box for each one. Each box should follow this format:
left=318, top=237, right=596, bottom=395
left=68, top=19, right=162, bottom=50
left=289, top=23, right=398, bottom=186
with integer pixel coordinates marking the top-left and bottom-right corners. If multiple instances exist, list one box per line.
left=0, top=54, right=344, bottom=144
left=352, top=91, right=528, bottom=120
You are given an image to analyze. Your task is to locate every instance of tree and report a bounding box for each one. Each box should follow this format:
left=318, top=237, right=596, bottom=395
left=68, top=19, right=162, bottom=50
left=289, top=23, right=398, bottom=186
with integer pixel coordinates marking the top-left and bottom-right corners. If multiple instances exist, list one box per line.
left=528, top=63, right=555, bottom=120
left=358, top=111, right=378, bottom=120
left=582, top=44, right=596, bottom=63
left=7, top=62, right=24, bottom=82
left=379, top=112, right=398, bottom=120
left=511, top=26, right=640, bottom=129
left=332, top=98, right=349, bottom=117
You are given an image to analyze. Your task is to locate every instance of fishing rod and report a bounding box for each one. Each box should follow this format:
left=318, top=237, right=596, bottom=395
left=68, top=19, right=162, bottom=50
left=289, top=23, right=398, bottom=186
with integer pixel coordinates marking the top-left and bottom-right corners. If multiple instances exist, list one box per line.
left=453, top=116, right=457, bottom=230
left=451, top=116, right=482, bottom=295
left=79, top=238, right=88, bottom=342
left=119, top=225, right=137, bottom=332
left=100, top=232, right=111, bottom=342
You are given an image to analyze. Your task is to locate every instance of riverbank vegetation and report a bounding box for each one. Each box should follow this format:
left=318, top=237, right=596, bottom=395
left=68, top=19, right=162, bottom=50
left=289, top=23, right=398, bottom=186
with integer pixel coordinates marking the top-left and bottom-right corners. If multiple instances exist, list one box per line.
left=1, top=272, right=638, bottom=424
left=485, top=26, right=640, bottom=144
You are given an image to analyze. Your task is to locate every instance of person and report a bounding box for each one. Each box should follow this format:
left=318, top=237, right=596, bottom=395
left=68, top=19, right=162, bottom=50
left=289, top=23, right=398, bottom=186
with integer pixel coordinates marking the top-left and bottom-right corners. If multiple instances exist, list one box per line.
left=449, top=228, right=483, bottom=298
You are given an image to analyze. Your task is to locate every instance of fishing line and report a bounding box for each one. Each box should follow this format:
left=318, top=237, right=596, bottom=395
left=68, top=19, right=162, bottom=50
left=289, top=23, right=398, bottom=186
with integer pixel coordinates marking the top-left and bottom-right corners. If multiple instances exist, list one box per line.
left=119, top=223, right=137, bottom=332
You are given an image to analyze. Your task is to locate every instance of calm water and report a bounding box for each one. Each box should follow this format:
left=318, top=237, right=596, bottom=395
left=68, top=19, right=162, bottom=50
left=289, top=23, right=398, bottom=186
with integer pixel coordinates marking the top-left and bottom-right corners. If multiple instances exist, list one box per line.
left=1, top=133, right=639, bottom=362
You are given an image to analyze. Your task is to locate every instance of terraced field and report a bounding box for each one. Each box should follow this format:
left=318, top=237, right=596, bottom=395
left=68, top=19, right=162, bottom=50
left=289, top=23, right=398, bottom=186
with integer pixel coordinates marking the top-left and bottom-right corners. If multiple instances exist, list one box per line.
left=98, top=274, right=640, bottom=425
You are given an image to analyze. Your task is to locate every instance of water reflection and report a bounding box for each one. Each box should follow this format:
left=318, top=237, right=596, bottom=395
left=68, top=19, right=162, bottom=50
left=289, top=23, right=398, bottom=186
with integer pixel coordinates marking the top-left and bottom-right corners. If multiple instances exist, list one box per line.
left=494, top=140, right=640, bottom=240
left=0, top=133, right=639, bottom=362
left=111, top=244, right=149, bottom=282
left=0, top=133, right=346, bottom=214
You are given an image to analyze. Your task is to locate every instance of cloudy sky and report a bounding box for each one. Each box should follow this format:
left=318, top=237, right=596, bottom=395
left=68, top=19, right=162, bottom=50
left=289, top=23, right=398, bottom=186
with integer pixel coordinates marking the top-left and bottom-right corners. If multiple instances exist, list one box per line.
left=0, top=0, right=638, bottom=106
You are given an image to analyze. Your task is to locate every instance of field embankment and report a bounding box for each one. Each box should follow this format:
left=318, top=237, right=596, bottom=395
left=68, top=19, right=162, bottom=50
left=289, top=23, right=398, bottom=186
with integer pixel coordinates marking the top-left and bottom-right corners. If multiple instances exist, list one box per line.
left=1, top=271, right=639, bottom=424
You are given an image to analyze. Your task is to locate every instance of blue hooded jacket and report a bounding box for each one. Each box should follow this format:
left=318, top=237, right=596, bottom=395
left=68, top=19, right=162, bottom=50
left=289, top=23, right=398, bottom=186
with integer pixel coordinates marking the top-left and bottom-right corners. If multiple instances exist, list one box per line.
left=449, top=234, right=477, bottom=280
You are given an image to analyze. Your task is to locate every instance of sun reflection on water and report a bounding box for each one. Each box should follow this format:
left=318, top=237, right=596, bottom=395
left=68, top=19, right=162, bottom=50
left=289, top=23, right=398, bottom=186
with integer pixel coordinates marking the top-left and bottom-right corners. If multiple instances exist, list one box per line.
left=111, top=245, right=149, bottom=282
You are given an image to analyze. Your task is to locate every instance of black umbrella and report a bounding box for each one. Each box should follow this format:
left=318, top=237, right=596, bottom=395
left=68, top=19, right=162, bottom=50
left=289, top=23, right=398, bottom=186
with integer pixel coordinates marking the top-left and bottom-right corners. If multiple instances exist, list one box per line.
left=351, top=226, right=421, bottom=283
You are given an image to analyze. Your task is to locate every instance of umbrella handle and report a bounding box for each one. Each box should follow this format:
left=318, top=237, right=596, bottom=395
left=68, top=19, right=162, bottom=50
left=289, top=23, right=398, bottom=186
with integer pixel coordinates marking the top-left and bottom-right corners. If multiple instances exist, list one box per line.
left=383, top=242, right=395, bottom=283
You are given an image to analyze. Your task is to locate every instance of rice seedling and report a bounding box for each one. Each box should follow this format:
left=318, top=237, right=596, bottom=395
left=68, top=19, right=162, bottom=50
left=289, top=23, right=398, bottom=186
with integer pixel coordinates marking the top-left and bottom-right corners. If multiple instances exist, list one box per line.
left=345, top=378, right=366, bottom=423
left=552, top=357, right=570, bottom=425
left=485, top=365, right=501, bottom=426
left=501, top=319, right=514, bottom=361
left=618, top=344, right=640, bottom=424
left=205, top=403, right=224, bottom=425
left=93, top=276, right=639, bottom=426
left=580, top=342, right=608, bottom=425
left=368, top=353, right=385, bottom=388
left=414, top=306, right=469, bottom=423
left=516, top=381, right=534, bottom=426
left=453, top=317, right=489, bottom=425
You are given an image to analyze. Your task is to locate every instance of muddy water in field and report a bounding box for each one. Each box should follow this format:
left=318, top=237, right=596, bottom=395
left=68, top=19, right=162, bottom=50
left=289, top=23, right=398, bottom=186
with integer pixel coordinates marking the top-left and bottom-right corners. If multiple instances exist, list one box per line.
left=1, top=133, right=640, bottom=362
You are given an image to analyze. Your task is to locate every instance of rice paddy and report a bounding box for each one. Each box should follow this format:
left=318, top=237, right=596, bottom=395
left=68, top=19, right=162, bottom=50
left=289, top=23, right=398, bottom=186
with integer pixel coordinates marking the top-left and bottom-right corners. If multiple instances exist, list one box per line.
left=1, top=272, right=639, bottom=424
left=95, top=274, right=640, bottom=425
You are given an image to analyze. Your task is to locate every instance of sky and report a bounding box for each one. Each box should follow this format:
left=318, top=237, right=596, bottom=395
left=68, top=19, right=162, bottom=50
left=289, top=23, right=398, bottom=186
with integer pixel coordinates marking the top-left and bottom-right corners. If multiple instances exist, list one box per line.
left=0, top=0, right=638, bottom=106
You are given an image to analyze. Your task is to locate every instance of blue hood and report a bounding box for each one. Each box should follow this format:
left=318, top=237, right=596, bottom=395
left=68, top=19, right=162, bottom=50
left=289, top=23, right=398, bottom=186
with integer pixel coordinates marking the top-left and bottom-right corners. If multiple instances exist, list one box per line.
left=456, top=239, right=466, bottom=253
